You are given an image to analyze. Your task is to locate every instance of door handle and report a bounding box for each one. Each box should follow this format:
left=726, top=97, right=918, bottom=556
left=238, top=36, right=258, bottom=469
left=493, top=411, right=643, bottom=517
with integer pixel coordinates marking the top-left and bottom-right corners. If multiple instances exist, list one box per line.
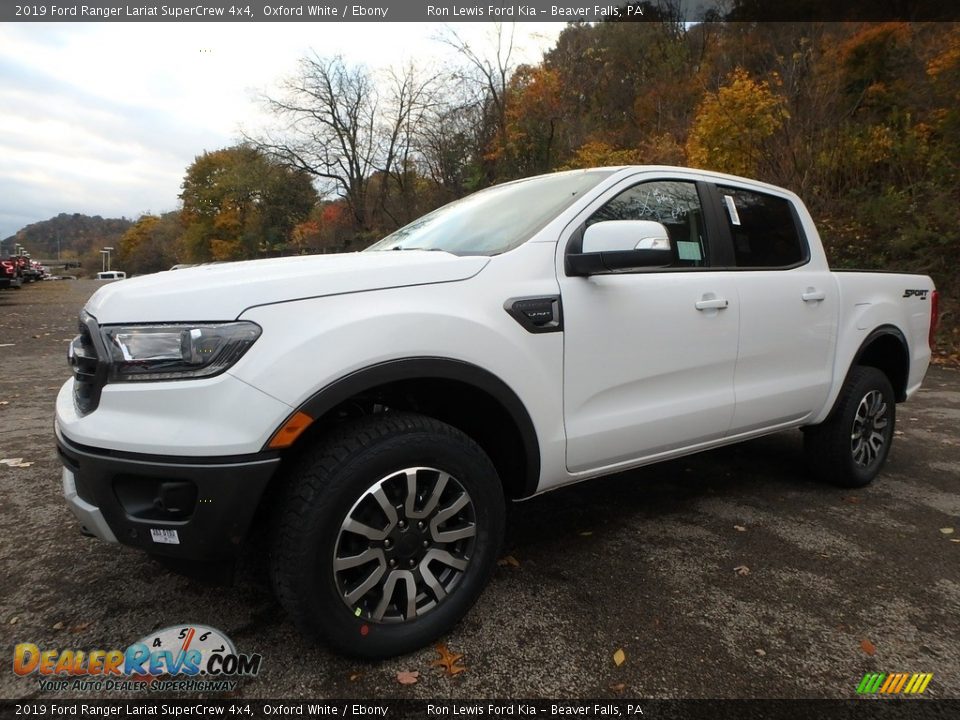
left=695, top=297, right=729, bottom=311
left=802, top=288, right=826, bottom=302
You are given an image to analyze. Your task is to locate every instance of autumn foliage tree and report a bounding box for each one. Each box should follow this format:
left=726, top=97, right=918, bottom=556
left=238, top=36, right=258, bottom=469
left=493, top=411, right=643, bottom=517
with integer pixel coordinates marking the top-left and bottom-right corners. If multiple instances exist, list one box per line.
left=117, top=212, right=180, bottom=275
left=686, top=68, right=789, bottom=177
left=503, top=65, right=563, bottom=176
left=179, top=145, right=317, bottom=262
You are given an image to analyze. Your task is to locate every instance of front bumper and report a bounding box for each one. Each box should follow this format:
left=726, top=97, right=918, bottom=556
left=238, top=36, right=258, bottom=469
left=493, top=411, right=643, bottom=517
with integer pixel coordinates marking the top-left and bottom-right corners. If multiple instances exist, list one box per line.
left=58, top=431, right=281, bottom=561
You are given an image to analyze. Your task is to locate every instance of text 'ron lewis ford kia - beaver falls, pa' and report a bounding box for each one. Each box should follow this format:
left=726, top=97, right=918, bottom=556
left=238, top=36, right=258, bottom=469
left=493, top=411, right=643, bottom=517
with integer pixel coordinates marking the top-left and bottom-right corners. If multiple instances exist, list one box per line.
left=55, top=166, right=938, bottom=658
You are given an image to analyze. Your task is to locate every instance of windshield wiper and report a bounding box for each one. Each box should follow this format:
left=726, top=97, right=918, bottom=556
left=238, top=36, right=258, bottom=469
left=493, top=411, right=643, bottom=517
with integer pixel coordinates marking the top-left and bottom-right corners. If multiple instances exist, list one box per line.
left=389, top=246, right=446, bottom=251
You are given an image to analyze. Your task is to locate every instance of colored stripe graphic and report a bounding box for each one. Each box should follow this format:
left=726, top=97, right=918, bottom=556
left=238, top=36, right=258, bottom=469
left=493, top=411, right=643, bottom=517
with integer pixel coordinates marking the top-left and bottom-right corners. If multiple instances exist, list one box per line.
left=856, top=673, right=885, bottom=694
left=857, top=672, right=932, bottom=694
left=911, top=674, right=933, bottom=694
left=879, top=674, right=897, bottom=693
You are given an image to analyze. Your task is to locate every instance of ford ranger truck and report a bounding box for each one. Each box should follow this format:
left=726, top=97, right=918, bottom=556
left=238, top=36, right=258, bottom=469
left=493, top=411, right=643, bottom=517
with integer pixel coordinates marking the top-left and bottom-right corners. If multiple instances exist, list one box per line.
left=56, top=166, right=938, bottom=658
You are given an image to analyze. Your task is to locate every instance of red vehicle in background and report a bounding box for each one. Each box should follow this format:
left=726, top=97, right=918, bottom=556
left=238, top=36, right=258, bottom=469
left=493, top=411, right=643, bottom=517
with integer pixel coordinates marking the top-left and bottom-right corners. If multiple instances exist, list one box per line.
left=1, top=258, right=22, bottom=289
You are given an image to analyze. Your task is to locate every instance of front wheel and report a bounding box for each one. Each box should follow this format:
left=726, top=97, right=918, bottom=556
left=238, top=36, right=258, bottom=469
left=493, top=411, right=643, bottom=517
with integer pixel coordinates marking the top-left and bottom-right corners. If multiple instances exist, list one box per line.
left=271, top=412, right=505, bottom=658
left=804, top=366, right=896, bottom=488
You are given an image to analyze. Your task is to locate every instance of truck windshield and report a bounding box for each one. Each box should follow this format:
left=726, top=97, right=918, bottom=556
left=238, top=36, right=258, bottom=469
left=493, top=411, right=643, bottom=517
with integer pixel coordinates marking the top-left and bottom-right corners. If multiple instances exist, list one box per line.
left=366, top=170, right=613, bottom=256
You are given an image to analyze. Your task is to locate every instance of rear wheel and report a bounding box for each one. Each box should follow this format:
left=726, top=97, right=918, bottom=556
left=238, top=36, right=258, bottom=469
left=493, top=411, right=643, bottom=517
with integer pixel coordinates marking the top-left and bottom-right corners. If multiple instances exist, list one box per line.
left=271, top=412, right=504, bottom=658
left=805, top=366, right=896, bottom=488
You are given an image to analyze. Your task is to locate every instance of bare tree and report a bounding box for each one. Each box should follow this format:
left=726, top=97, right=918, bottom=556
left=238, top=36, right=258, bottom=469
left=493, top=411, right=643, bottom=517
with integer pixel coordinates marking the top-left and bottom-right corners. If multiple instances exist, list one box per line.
left=250, top=54, right=379, bottom=230
left=376, top=63, right=441, bottom=225
left=415, top=82, right=485, bottom=198
left=251, top=54, right=446, bottom=233
left=438, top=23, right=518, bottom=182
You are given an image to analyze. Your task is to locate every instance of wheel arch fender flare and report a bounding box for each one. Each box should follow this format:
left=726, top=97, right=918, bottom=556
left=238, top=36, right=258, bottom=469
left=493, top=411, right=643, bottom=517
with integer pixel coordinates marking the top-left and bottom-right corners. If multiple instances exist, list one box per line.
left=849, top=324, right=910, bottom=402
left=815, top=324, right=910, bottom=427
left=281, top=357, right=542, bottom=498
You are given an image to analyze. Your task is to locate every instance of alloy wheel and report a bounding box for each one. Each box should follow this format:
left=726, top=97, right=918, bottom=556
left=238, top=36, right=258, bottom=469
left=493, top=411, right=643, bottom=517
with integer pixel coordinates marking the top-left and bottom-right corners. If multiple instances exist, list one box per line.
left=332, top=467, right=477, bottom=623
left=850, top=390, right=889, bottom=468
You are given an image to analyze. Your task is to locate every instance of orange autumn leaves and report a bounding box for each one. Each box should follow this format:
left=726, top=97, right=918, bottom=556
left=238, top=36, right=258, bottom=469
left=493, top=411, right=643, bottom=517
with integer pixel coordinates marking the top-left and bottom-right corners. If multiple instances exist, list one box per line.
left=395, top=643, right=466, bottom=685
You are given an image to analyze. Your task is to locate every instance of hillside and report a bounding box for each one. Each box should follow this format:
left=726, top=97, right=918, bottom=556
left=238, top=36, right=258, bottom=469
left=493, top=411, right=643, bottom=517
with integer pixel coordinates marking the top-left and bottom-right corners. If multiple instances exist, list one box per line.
left=3, top=213, right=133, bottom=261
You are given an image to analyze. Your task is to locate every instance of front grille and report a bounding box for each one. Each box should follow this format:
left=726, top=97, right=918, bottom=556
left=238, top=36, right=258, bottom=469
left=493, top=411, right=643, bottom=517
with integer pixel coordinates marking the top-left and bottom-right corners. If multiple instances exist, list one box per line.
left=69, top=313, right=107, bottom=415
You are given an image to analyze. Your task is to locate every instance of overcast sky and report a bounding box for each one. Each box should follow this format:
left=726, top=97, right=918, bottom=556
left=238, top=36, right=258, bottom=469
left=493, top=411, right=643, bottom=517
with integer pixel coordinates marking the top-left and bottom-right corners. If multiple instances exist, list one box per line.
left=0, top=21, right=565, bottom=245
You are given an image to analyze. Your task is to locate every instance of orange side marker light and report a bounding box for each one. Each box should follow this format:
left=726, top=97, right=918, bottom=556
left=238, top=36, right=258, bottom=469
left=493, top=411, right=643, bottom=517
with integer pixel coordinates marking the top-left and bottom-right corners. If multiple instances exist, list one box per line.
left=268, top=411, right=314, bottom=449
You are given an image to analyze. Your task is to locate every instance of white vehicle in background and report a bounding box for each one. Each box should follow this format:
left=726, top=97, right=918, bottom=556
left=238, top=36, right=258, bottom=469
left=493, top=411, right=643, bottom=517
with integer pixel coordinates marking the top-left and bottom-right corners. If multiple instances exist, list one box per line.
left=57, top=166, right=937, bottom=658
left=96, top=270, right=126, bottom=280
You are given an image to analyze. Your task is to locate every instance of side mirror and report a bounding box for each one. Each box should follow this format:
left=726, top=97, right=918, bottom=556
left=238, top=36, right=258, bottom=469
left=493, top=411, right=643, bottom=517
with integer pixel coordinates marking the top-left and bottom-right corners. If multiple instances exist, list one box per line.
left=567, top=220, right=673, bottom=276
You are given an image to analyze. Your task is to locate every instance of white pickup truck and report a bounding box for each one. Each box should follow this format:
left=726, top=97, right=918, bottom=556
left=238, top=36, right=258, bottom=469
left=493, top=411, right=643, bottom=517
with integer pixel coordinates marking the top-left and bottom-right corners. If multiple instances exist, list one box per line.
left=57, top=166, right=938, bottom=658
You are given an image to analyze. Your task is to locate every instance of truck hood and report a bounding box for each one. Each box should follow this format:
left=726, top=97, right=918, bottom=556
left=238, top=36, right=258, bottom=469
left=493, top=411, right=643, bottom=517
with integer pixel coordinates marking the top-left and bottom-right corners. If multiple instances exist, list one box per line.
left=85, top=251, right=489, bottom=324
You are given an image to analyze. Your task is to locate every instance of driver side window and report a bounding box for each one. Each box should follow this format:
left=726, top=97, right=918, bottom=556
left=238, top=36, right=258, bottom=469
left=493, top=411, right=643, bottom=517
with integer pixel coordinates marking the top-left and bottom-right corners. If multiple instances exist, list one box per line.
left=587, top=180, right=708, bottom=268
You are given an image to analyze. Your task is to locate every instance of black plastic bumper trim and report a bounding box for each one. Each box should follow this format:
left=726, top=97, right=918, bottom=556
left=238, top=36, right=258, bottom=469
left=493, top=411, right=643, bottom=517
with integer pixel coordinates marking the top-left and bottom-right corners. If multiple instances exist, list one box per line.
left=57, top=433, right=280, bottom=561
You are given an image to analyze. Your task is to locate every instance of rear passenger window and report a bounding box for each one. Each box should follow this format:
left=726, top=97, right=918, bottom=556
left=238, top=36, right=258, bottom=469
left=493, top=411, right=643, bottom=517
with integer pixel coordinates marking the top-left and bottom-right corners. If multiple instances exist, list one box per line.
left=717, top=186, right=807, bottom=268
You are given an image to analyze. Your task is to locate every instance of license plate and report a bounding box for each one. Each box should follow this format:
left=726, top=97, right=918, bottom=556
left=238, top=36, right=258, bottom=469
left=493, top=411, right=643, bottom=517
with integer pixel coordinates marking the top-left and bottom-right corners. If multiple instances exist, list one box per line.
left=150, top=528, right=180, bottom=545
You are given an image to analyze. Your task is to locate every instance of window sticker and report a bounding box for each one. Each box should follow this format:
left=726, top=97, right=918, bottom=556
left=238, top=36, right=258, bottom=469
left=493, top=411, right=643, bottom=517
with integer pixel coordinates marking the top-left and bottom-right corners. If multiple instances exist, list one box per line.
left=676, top=241, right=702, bottom=261
left=723, top=195, right=741, bottom=226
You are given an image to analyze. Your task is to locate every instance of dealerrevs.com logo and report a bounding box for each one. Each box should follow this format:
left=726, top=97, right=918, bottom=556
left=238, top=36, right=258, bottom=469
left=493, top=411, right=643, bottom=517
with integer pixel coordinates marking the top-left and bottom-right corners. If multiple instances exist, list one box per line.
left=14, top=624, right=262, bottom=693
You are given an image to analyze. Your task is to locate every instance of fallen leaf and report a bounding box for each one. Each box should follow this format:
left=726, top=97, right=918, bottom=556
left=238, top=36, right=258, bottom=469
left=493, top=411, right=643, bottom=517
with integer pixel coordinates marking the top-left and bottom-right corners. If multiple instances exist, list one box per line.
left=860, top=639, right=876, bottom=656
left=396, top=670, right=419, bottom=685
left=9, top=617, right=19, bottom=625
left=53, top=621, right=64, bottom=630
left=734, top=565, right=750, bottom=576
left=609, top=683, right=626, bottom=693
left=497, top=555, right=520, bottom=568
left=939, top=528, right=954, bottom=535
left=432, top=643, right=466, bottom=676
left=950, top=539, right=960, bottom=544
left=613, top=648, right=626, bottom=666
left=0, top=401, right=8, bottom=405
left=0, top=458, right=32, bottom=467
left=69, top=621, right=92, bottom=633
left=755, top=648, right=766, bottom=657
left=348, top=672, right=362, bottom=682
left=733, top=525, right=746, bottom=532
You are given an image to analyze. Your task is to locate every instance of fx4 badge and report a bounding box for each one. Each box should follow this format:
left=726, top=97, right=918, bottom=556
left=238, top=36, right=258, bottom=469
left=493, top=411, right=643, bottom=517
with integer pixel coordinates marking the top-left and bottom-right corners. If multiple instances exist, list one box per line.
left=903, top=289, right=929, bottom=299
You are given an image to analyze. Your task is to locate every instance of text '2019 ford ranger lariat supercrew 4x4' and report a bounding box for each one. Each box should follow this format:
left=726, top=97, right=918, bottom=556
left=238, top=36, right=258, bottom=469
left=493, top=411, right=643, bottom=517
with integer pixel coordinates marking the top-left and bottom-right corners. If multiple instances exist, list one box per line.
left=57, top=167, right=937, bottom=658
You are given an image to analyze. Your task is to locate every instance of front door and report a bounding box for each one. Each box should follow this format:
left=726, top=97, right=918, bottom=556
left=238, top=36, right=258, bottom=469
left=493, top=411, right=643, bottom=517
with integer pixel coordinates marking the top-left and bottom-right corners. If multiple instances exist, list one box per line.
left=560, top=178, right=740, bottom=473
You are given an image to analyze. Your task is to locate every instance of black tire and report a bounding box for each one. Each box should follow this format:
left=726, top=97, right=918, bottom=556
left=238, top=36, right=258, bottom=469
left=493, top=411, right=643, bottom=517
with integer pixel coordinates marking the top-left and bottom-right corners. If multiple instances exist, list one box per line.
left=804, top=366, right=896, bottom=488
left=270, top=412, right=505, bottom=659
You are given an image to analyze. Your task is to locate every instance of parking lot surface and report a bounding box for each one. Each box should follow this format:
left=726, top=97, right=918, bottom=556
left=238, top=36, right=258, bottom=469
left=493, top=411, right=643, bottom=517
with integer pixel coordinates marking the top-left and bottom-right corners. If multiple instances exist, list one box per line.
left=1, top=280, right=957, bottom=700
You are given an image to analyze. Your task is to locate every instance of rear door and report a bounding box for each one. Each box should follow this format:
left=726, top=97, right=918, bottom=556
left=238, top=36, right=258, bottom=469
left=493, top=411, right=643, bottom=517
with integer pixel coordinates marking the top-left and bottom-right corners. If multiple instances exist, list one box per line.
left=710, top=184, right=838, bottom=432
left=559, top=176, right=740, bottom=473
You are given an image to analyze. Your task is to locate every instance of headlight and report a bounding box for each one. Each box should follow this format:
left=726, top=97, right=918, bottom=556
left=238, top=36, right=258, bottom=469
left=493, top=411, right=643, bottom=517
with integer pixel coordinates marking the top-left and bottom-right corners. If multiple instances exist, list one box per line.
left=100, top=322, right=261, bottom=381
